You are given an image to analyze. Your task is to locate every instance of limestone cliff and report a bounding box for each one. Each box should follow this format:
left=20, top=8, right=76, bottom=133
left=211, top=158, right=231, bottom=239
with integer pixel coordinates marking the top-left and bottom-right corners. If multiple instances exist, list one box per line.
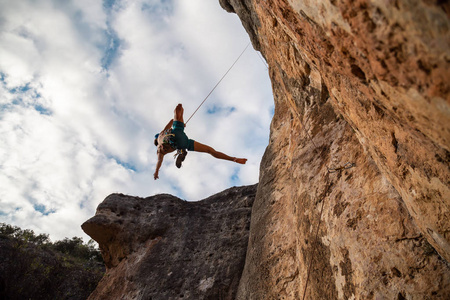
left=218, top=0, right=449, bottom=299
left=82, top=185, right=256, bottom=300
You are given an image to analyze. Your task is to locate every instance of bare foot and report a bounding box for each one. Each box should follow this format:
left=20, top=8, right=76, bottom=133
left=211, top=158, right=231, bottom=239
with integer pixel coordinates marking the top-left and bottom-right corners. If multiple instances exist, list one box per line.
left=234, top=158, right=247, bottom=164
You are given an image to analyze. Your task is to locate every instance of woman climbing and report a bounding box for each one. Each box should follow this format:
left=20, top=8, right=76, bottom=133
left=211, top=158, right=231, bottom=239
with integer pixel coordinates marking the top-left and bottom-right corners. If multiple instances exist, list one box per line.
left=153, top=104, right=247, bottom=180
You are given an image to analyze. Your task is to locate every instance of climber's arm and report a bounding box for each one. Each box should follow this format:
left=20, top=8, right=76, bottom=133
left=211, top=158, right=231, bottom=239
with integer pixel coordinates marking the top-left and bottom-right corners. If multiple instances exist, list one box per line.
left=154, top=149, right=165, bottom=180
left=163, top=119, right=174, bottom=132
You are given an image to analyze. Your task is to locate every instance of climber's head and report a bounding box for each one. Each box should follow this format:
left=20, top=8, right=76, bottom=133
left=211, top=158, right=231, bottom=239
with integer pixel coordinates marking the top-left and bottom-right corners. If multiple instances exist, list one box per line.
left=154, top=133, right=159, bottom=146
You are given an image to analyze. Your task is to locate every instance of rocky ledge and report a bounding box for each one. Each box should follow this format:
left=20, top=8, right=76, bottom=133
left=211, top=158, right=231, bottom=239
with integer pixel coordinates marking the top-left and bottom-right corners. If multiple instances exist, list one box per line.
left=82, top=184, right=257, bottom=300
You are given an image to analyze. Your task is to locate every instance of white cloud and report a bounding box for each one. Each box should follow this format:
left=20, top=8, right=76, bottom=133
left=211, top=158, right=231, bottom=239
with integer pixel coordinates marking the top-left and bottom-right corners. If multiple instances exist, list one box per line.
left=0, top=0, right=273, bottom=242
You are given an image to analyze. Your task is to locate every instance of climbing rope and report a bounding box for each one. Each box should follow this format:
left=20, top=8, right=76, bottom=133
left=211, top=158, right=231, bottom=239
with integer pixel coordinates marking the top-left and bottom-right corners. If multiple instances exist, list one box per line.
left=257, top=51, right=269, bottom=70
left=301, top=180, right=331, bottom=300
left=301, top=162, right=355, bottom=300
left=184, top=42, right=251, bottom=125
left=276, top=68, right=358, bottom=299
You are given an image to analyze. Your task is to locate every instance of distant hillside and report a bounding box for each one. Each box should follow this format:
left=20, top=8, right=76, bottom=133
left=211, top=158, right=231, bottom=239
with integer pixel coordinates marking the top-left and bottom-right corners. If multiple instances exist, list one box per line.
left=0, top=223, right=104, bottom=300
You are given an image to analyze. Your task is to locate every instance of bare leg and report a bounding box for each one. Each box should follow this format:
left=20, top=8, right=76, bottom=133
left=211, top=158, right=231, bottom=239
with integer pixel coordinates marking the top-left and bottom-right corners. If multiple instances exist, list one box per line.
left=193, top=141, right=247, bottom=164
left=174, top=104, right=184, bottom=123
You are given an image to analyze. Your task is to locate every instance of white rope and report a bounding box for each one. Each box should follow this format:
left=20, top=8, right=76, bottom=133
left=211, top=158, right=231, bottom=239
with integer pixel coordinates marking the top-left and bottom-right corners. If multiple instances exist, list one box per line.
left=185, top=42, right=251, bottom=125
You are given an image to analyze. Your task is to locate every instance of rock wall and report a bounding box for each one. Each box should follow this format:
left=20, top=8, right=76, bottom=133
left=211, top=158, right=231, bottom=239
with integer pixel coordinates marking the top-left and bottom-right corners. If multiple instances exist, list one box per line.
left=82, top=185, right=256, bottom=300
left=219, top=0, right=450, bottom=299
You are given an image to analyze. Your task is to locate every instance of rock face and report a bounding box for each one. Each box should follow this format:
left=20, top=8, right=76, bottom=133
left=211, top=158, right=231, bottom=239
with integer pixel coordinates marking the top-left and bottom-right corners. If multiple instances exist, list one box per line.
left=218, top=0, right=450, bottom=299
left=81, top=185, right=256, bottom=300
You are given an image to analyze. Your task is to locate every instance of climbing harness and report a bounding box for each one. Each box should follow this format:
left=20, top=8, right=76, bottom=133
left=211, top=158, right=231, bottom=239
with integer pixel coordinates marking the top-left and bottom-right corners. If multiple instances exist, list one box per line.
left=327, top=162, right=356, bottom=173
left=156, top=129, right=177, bottom=149
left=184, top=42, right=251, bottom=125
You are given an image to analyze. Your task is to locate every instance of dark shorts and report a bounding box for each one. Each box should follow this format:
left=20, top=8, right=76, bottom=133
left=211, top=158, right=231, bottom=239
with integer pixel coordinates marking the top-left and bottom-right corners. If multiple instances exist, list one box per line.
left=172, top=121, right=195, bottom=151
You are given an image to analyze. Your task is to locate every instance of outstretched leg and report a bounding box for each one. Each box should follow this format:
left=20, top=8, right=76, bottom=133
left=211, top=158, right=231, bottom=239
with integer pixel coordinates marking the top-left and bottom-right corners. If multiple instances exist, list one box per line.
left=174, top=103, right=184, bottom=123
left=193, top=141, right=247, bottom=164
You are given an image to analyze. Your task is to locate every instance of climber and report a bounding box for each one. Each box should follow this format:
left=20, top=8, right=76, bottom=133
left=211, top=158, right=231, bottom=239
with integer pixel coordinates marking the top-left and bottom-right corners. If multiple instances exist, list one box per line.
left=153, top=104, right=247, bottom=180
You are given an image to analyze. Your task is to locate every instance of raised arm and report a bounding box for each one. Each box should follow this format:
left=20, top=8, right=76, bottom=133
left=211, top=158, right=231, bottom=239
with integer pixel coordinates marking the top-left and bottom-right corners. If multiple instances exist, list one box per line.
left=163, top=119, right=174, bottom=132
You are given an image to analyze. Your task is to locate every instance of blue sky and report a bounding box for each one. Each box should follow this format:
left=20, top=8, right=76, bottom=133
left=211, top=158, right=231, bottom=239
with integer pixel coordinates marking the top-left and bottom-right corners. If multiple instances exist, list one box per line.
left=0, top=0, right=273, bottom=241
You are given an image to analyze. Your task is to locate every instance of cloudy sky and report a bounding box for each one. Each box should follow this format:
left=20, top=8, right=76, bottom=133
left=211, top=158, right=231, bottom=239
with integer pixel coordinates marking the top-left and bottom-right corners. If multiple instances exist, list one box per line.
left=0, top=0, right=273, bottom=242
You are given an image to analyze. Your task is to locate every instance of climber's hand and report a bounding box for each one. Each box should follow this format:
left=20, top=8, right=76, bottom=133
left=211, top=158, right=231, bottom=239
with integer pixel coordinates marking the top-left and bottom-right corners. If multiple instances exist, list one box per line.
left=153, top=172, right=159, bottom=180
